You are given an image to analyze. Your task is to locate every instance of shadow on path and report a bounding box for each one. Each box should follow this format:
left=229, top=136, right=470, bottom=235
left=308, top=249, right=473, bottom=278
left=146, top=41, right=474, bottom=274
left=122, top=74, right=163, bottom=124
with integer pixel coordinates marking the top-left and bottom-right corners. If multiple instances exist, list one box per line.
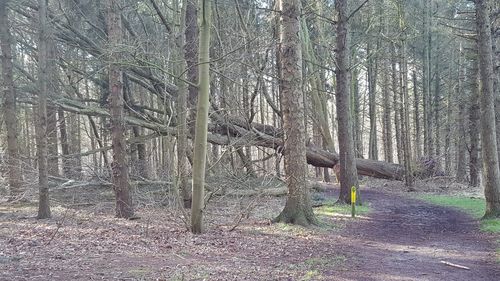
left=329, top=188, right=500, bottom=281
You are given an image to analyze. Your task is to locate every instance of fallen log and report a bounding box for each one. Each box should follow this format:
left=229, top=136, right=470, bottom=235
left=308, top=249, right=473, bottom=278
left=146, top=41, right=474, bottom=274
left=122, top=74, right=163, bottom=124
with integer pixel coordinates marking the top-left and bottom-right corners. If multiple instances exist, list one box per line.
left=14, top=4, right=406, bottom=182
left=52, top=98, right=406, bottom=180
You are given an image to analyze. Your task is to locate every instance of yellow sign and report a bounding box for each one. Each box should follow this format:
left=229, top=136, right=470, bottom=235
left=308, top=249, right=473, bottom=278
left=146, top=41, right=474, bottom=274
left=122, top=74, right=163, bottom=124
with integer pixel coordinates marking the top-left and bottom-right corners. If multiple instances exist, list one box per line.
left=351, top=186, right=357, bottom=218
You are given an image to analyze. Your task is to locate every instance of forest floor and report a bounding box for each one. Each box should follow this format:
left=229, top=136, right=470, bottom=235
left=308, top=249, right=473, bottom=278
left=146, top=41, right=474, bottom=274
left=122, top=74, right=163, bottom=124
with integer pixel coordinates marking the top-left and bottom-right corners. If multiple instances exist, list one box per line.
left=0, top=178, right=499, bottom=280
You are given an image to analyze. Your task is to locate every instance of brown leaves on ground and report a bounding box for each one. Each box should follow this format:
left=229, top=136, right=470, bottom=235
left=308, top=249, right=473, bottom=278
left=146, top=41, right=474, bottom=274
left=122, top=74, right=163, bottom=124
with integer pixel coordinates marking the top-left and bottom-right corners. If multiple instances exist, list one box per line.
left=0, top=194, right=349, bottom=281
left=1, top=179, right=499, bottom=280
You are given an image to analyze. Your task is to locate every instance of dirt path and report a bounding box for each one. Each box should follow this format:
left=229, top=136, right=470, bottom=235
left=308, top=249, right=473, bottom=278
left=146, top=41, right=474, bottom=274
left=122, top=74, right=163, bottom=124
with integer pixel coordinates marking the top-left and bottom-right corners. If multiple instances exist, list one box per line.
left=1, top=187, right=499, bottom=280
left=335, top=189, right=500, bottom=281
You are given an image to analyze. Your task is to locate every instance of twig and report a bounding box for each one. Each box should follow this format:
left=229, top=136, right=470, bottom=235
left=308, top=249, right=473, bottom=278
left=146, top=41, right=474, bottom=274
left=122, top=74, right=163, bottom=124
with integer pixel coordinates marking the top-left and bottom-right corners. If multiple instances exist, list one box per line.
left=440, top=260, right=470, bottom=270
left=45, top=208, right=71, bottom=246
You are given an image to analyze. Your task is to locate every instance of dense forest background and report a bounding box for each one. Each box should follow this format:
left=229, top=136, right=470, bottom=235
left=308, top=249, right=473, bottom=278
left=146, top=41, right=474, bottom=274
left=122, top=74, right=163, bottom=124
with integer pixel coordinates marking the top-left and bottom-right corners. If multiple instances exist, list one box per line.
left=0, top=0, right=499, bottom=228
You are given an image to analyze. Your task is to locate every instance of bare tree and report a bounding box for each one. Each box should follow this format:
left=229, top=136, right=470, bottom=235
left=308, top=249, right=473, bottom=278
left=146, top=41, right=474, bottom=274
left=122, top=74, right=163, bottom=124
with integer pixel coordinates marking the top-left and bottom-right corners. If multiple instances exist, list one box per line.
left=191, top=0, right=212, bottom=233
left=36, top=0, right=51, bottom=219
left=107, top=0, right=134, bottom=219
left=0, top=0, right=23, bottom=201
left=273, top=0, right=316, bottom=225
left=335, top=0, right=359, bottom=204
left=476, top=0, right=500, bottom=218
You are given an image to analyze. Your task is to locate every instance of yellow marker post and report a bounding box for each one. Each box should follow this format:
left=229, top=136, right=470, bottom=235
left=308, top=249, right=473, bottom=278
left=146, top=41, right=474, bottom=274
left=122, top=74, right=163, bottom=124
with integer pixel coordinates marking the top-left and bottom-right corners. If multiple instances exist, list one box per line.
left=351, top=186, right=357, bottom=218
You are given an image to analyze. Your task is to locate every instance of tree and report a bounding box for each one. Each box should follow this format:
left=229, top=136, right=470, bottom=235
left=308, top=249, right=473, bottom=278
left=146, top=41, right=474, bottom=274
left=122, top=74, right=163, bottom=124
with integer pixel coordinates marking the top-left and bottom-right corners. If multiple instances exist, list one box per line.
left=469, top=59, right=480, bottom=187
left=273, top=0, right=316, bottom=225
left=0, top=0, right=23, bottom=201
left=476, top=0, right=500, bottom=218
left=176, top=0, right=191, bottom=209
left=422, top=0, right=433, bottom=158
left=367, top=3, right=379, bottom=161
left=398, top=0, right=413, bottom=187
left=36, top=0, right=51, bottom=219
left=456, top=43, right=467, bottom=182
left=107, top=0, right=134, bottom=219
left=191, top=0, right=212, bottom=233
left=335, top=0, right=359, bottom=204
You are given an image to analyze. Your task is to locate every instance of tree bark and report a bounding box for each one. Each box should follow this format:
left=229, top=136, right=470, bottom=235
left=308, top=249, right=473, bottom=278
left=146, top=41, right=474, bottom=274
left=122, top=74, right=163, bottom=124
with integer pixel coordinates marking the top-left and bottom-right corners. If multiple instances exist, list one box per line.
left=0, top=1, right=23, bottom=201
left=476, top=0, right=500, bottom=218
left=367, top=33, right=378, bottom=161
left=351, top=59, right=362, bottom=158
left=107, top=0, right=134, bottom=219
left=47, top=105, right=59, bottom=176
left=413, top=71, right=421, bottom=160
left=191, top=0, right=212, bottom=233
left=422, top=0, right=432, bottom=157
left=176, top=0, right=191, bottom=209
left=47, top=40, right=59, bottom=176
left=398, top=10, right=413, bottom=187
left=391, top=44, right=402, bottom=165
left=383, top=68, right=393, bottom=163
left=469, top=60, right=480, bottom=187
left=36, top=0, right=51, bottom=219
left=273, top=0, right=316, bottom=225
left=456, top=44, right=467, bottom=182
left=184, top=0, right=199, bottom=111
left=335, top=0, right=359, bottom=204
left=433, top=45, right=442, bottom=172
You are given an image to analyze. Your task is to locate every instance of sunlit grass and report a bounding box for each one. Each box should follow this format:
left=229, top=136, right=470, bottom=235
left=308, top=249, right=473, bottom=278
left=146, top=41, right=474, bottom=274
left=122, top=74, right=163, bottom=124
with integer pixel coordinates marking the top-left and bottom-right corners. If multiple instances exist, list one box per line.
left=418, top=194, right=500, bottom=262
left=315, top=201, right=370, bottom=217
left=295, top=255, right=347, bottom=280
left=418, top=194, right=500, bottom=233
left=418, top=195, right=484, bottom=217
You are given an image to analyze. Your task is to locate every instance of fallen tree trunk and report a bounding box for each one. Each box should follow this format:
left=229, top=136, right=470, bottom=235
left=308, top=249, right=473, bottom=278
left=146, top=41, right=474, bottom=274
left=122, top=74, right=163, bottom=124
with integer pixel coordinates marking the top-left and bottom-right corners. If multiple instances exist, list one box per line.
left=14, top=4, right=406, bottom=181
left=305, top=146, right=404, bottom=180
left=52, top=98, right=405, bottom=180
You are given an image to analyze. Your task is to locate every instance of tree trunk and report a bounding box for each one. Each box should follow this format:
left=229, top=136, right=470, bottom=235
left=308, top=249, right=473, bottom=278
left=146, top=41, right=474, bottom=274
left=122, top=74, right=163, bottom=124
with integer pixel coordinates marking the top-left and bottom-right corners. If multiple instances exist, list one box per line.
left=391, top=44, right=402, bottom=164
left=36, top=0, right=51, bottom=219
left=176, top=0, right=191, bottom=208
left=184, top=0, right=199, bottom=113
left=383, top=68, right=393, bottom=163
left=367, top=38, right=378, bottom=161
left=47, top=105, right=59, bottom=176
left=444, top=56, right=454, bottom=175
left=47, top=40, right=59, bottom=176
left=335, top=0, right=359, bottom=204
left=191, top=0, right=212, bottom=233
left=469, top=60, right=480, bottom=187
left=273, top=0, right=316, bottom=225
left=69, top=113, right=83, bottom=179
left=398, top=12, right=413, bottom=187
left=0, top=1, right=23, bottom=201
left=456, top=44, right=467, bottom=182
left=301, top=19, right=336, bottom=155
left=433, top=46, right=442, bottom=172
left=413, top=71, right=421, bottom=160
left=107, top=0, right=134, bottom=219
left=352, top=60, right=362, bottom=158
left=422, top=0, right=432, bottom=157
left=476, top=0, right=500, bottom=218
left=58, top=109, right=72, bottom=178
